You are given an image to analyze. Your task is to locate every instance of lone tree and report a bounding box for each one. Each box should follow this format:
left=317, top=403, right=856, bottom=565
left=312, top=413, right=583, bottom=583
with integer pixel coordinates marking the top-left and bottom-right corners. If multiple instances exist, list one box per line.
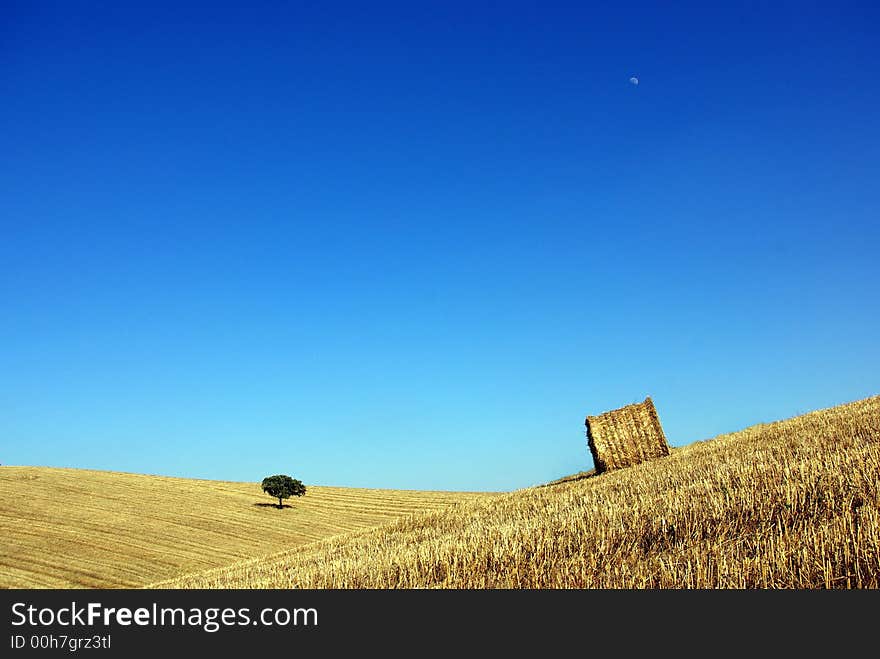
left=261, top=474, right=306, bottom=509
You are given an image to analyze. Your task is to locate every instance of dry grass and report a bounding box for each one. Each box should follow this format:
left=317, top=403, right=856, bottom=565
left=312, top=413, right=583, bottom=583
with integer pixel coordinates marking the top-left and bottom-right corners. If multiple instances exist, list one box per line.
left=0, top=468, right=493, bottom=588
left=156, top=395, right=880, bottom=589
left=586, top=396, right=670, bottom=473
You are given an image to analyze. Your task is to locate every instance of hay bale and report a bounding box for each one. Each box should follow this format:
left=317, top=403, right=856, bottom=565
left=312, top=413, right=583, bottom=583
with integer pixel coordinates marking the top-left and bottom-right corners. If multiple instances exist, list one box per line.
left=585, top=397, right=670, bottom=474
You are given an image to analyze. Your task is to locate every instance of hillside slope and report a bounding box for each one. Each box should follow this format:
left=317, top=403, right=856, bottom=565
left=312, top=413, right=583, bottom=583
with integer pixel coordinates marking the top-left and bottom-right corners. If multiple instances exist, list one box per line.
left=0, top=468, right=493, bottom=588
left=157, top=395, right=880, bottom=588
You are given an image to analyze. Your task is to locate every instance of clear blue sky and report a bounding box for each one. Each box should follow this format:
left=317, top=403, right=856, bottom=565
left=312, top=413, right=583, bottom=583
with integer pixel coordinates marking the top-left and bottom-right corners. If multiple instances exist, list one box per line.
left=2, top=2, right=878, bottom=491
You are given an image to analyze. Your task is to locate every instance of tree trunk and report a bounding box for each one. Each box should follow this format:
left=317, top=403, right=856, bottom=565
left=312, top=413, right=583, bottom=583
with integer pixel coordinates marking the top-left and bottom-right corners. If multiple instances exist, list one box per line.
left=278, top=497, right=283, bottom=509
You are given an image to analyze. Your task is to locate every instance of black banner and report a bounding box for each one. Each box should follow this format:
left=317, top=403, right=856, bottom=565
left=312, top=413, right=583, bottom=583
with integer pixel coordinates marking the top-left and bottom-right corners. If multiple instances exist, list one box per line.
left=1, top=589, right=875, bottom=654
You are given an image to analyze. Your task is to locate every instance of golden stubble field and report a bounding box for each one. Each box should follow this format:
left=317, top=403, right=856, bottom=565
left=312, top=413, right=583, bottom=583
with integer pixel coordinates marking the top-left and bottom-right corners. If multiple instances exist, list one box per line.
left=156, top=395, right=880, bottom=589
left=3, top=395, right=877, bottom=589
left=0, top=468, right=494, bottom=588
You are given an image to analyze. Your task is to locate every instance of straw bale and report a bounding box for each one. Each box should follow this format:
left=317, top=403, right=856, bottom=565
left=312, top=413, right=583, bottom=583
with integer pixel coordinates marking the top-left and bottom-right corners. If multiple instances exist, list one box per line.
left=585, top=397, right=670, bottom=473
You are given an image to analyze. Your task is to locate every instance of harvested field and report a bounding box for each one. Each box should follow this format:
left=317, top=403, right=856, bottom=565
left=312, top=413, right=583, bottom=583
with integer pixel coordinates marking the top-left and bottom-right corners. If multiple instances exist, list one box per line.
left=0, top=468, right=492, bottom=588
left=157, top=395, right=880, bottom=588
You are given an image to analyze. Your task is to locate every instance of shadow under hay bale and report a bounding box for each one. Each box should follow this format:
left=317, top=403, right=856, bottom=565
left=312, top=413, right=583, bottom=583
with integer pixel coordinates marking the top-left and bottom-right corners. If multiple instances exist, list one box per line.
left=585, top=396, right=670, bottom=474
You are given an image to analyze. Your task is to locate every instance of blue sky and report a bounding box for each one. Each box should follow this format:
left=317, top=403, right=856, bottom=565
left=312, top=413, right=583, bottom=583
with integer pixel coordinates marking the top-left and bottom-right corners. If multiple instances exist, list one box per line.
left=2, top=2, right=878, bottom=491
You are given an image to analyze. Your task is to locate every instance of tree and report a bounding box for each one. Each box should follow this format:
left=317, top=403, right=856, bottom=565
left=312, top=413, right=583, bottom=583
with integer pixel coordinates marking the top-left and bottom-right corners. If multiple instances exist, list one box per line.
left=261, top=474, right=306, bottom=509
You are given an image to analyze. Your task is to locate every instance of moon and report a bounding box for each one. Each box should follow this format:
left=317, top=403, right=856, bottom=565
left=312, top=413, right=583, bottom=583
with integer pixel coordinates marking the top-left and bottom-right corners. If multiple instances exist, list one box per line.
left=629, top=76, right=639, bottom=85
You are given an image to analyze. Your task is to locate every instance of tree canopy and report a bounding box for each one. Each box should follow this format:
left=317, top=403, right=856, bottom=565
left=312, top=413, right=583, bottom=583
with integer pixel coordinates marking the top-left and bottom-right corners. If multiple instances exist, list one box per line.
left=261, top=474, right=306, bottom=509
